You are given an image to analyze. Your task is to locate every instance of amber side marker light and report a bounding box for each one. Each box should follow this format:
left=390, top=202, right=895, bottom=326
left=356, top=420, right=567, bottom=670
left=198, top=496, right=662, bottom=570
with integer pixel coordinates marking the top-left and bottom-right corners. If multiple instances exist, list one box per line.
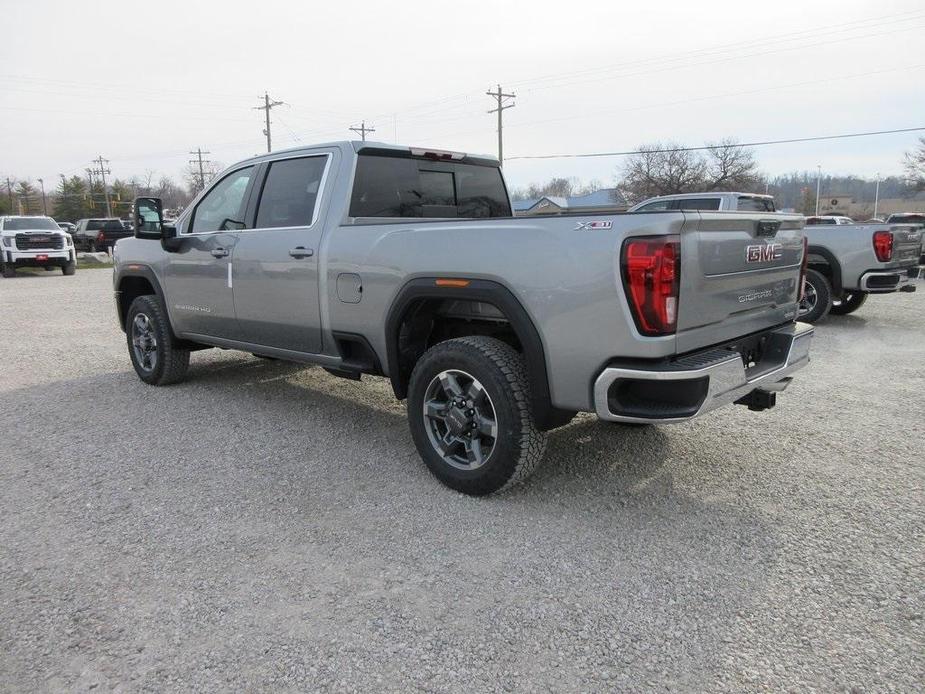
left=127, top=264, right=142, bottom=271
left=435, top=278, right=471, bottom=288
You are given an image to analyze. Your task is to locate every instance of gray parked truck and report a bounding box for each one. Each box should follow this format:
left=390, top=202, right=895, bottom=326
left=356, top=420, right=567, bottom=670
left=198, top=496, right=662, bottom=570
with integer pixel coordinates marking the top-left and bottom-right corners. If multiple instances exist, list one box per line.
left=113, top=141, right=814, bottom=495
left=800, top=220, right=921, bottom=322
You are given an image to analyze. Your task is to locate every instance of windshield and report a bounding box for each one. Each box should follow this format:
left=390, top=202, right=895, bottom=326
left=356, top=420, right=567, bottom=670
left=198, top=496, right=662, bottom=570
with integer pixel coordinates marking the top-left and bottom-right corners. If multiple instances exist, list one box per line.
left=805, top=217, right=836, bottom=225
left=3, top=217, right=60, bottom=231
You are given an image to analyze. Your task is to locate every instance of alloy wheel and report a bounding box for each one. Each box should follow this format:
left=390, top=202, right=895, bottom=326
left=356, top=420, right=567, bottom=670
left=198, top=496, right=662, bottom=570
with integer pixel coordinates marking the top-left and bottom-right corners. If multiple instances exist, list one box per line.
left=131, top=313, right=158, bottom=372
left=422, top=369, right=498, bottom=470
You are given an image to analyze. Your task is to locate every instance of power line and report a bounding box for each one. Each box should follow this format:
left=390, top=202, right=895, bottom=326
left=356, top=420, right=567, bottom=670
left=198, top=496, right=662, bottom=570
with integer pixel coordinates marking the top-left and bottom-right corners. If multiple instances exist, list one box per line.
left=188, top=148, right=212, bottom=191
left=505, top=127, right=925, bottom=161
left=253, top=92, right=285, bottom=153
left=486, top=85, right=515, bottom=165
left=90, top=156, right=112, bottom=216
left=349, top=121, right=376, bottom=141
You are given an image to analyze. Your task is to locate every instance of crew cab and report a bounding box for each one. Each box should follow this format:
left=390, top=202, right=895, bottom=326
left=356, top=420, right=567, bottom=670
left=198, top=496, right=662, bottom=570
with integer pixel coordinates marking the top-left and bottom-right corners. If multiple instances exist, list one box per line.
left=629, top=191, right=776, bottom=212
left=73, top=217, right=133, bottom=252
left=113, top=142, right=813, bottom=495
left=1, top=215, right=76, bottom=277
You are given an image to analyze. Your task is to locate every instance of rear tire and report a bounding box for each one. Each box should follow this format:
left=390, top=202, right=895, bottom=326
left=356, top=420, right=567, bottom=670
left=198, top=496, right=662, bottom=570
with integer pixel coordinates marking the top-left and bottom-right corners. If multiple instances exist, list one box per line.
left=830, top=292, right=867, bottom=316
left=407, top=336, right=547, bottom=496
left=126, top=295, right=190, bottom=386
left=798, top=268, right=832, bottom=323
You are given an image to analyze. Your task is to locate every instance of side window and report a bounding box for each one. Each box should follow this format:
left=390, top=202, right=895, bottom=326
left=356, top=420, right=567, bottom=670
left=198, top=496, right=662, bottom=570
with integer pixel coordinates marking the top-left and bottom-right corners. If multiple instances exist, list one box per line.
left=671, top=198, right=721, bottom=211
left=190, top=167, right=254, bottom=233
left=255, top=156, right=328, bottom=229
left=636, top=200, right=670, bottom=212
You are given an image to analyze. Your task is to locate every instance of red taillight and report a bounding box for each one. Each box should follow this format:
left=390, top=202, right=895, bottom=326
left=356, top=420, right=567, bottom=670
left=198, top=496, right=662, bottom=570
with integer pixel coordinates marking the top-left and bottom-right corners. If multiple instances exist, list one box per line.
left=621, top=235, right=680, bottom=336
left=799, top=236, right=809, bottom=300
left=872, top=230, right=893, bottom=262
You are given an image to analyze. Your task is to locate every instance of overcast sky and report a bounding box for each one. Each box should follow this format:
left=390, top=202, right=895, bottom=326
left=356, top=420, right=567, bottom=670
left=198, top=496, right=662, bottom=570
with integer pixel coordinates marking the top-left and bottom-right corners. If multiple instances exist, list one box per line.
left=2, top=0, right=923, bottom=191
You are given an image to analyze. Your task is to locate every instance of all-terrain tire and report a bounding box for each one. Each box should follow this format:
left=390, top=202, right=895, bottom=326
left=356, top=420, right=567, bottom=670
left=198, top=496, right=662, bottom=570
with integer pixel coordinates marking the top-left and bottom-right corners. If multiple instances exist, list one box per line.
left=126, top=295, right=190, bottom=386
left=829, top=291, right=868, bottom=316
left=407, top=336, right=547, bottom=496
left=798, top=268, right=833, bottom=323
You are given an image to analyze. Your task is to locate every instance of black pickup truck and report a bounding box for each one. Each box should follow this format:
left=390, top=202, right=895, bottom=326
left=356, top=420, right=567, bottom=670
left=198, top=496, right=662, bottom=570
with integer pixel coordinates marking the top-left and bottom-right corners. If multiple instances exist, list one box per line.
left=73, top=217, right=133, bottom=252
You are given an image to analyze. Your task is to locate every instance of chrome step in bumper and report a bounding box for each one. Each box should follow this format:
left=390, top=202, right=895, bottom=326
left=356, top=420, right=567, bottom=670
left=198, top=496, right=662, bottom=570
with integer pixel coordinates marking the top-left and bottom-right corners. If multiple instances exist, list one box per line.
left=593, top=322, right=814, bottom=424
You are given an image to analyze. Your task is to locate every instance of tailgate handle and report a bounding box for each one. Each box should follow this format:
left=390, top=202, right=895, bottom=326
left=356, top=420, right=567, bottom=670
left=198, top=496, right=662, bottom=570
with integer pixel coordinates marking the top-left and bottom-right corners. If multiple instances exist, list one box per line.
left=756, top=220, right=781, bottom=237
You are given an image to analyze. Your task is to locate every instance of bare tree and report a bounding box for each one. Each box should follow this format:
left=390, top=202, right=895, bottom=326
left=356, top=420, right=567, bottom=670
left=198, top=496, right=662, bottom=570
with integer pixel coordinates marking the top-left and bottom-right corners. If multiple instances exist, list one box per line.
left=619, top=140, right=761, bottom=203
left=903, top=136, right=925, bottom=191
left=620, top=142, right=707, bottom=202
left=704, top=139, right=760, bottom=191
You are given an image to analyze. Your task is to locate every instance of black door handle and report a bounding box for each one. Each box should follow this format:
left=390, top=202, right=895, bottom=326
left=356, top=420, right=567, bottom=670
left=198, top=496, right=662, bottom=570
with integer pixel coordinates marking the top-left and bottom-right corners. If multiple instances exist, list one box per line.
left=210, top=247, right=229, bottom=258
left=289, top=247, right=314, bottom=258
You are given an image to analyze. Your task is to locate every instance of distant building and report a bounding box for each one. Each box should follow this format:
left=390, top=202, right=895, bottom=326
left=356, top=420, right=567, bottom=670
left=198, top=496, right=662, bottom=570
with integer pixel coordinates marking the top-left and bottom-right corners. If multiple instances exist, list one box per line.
left=817, top=191, right=925, bottom=219
left=513, top=188, right=628, bottom=216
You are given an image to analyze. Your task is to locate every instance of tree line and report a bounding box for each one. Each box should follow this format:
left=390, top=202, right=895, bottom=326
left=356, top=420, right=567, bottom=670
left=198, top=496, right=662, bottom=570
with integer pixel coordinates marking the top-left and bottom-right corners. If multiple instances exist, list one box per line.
left=0, top=160, right=222, bottom=221
left=511, top=137, right=925, bottom=214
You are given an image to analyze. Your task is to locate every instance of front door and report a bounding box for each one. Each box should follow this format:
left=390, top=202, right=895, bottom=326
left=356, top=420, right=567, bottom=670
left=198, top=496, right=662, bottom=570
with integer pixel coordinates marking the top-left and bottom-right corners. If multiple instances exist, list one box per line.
left=165, top=165, right=256, bottom=340
left=231, top=154, right=331, bottom=353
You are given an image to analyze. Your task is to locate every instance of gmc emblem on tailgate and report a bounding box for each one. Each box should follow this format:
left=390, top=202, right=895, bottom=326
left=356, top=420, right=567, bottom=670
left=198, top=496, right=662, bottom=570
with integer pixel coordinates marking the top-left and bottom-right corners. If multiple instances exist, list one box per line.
left=746, top=243, right=783, bottom=263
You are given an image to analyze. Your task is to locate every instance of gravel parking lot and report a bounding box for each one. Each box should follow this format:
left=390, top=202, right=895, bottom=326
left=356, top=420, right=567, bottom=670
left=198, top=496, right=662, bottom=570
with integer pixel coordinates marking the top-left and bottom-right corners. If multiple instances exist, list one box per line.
left=1, top=269, right=922, bottom=692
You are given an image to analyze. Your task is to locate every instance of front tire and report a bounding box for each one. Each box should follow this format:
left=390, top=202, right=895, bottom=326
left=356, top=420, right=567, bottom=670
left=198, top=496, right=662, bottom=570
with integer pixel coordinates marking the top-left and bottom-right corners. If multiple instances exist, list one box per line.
left=126, top=295, right=190, bottom=385
left=1, top=262, right=15, bottom=278
left=407, top=336, right=547, bottom=496
left=798, top=268, right=832, bottom=323
left=830, top=292, right=867, bottom=316
left=62, top=260, right=76, bottom=276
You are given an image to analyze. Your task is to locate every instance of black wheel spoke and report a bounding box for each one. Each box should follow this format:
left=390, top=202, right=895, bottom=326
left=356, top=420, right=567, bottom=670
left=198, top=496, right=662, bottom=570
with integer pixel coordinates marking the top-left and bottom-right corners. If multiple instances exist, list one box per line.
left=438, top=372, right=464, bottom=398
left=477, top=415, right=497, bottom=439
left=424, top=399, right=447, bottom=421
left=464, top=437, right=484, bottom=466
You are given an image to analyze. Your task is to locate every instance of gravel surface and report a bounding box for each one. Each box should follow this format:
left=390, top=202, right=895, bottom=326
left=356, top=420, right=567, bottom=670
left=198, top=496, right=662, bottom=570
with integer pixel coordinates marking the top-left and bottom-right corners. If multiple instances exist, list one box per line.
left=1, top=269, right=922, bottom=692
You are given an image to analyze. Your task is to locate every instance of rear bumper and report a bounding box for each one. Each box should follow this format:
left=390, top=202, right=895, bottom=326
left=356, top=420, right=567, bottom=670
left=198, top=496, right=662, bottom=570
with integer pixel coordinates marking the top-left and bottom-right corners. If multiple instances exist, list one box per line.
left=593, top=322, right=814, bottom=424
left=858, top=266, right=918, bottom=292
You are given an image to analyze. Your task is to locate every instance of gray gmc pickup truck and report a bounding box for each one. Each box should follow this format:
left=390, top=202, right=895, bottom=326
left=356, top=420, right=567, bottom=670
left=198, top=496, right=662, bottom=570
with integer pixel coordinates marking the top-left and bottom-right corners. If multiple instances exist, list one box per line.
left=114, top=141, right=813, bottom=495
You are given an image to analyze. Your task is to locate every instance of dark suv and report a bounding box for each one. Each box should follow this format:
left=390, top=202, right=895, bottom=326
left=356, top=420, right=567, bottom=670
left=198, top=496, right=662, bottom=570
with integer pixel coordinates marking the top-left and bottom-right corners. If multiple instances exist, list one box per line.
left=74, top=218, right=133, bottom=252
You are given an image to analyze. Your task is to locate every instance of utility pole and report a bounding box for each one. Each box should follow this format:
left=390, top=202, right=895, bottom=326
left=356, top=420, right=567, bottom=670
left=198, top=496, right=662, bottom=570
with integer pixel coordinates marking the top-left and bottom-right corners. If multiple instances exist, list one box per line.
left=348, top=121, right=376, bottom=142
left=814, top=165, right=822, bottom=216
left=253, top=92, right=285, bottom=153
left=874, top=173, right=881, bottom=219
left=486, top=84, right=516, bottom=166
left=188, top=147, right=212, bottom=191
left=37, top=178, right=47, bottom=215
left=92, top=156, right=112, bottom=217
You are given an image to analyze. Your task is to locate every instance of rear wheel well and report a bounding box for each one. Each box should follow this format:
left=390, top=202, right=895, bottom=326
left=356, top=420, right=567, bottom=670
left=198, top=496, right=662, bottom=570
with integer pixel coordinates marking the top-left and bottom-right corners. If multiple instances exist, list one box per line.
left=806, top=248, right=843, bottom=295
left=394, top=298, right=523, bottom=392
left=385, top=280, right=575, bottom=431
left=117, top=276, right=156, bottom=330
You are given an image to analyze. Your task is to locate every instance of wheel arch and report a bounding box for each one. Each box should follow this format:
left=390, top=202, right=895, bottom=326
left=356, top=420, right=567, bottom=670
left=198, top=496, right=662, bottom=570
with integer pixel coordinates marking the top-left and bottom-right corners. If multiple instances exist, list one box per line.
left=806, top=245, right=843, bottom=295
left=384, top=278, right=573, bottom=431
left=115, top=265, right=165, bottom=332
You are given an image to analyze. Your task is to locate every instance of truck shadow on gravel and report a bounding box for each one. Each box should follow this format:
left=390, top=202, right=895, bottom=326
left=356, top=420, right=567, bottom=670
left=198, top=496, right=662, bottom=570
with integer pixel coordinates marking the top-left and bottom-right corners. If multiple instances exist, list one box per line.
left=5, top=352, right=674, bottom=503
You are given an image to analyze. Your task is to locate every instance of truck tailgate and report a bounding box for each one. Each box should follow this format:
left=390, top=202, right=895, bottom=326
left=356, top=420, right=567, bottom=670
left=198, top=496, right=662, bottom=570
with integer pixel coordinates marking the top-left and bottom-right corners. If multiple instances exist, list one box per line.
left=890, top=224, right=922, bottom=264
left=676, top=212, right=804, bottom=353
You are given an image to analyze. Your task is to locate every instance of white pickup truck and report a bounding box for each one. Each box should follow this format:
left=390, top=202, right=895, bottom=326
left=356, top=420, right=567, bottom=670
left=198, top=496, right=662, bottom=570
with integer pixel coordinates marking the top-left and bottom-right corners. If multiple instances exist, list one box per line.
left=0, top=215, right=77, bottom=277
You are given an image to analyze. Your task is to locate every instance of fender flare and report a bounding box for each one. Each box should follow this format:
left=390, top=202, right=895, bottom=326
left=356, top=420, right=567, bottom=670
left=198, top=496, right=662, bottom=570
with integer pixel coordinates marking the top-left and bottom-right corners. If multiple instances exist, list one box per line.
left=114, top=264, right=166, bottom=331
left=384, top=278, right=573, bottom=431
left=806, top=245, right=843, bottom=295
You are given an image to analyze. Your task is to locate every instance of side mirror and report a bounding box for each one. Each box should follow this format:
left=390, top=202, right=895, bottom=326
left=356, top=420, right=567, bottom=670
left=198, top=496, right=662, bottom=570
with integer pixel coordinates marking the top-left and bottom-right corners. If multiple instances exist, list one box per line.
left=134, top=197, right=164, bottom=240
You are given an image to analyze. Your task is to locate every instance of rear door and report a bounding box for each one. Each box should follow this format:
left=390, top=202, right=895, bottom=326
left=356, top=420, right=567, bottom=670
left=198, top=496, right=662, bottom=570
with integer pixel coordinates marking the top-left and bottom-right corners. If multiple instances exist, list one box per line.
left=676, top=212, right=805, bottom=353
left=230, top=152, right=333, bottom=353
